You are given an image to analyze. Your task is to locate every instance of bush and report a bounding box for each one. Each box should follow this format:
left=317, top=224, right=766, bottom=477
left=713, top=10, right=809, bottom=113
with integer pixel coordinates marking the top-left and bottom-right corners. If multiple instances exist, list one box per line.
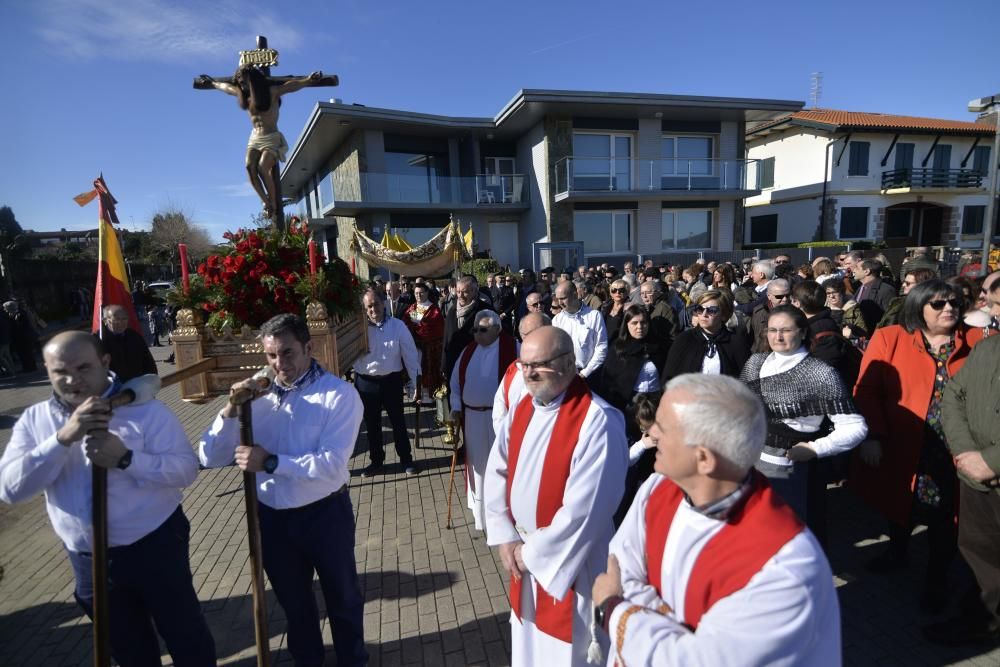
left=742, top=241, right=852, bottom=250
left=459, top=258, right=501, bottom=285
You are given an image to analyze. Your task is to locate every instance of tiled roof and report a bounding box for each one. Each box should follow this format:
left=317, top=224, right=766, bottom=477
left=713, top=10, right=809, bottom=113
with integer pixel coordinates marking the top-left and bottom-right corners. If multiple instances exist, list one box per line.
left=749, top=108, right=995, bottom=136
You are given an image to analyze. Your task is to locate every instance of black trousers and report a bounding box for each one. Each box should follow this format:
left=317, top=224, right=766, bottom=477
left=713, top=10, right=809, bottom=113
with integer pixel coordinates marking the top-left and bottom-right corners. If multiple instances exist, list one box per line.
left=355, top=371, right=412, bottom=466
left=959, top=484, right=1000, bottom=623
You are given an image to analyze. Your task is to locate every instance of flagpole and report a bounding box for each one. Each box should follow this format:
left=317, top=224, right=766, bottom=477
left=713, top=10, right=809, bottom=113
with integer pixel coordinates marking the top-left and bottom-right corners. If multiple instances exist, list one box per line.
left=92, top=190, right=111, bottom=667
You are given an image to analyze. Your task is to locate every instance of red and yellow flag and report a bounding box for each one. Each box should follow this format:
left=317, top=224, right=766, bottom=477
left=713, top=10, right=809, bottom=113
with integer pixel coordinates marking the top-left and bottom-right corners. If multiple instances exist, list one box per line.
left=74, top=176, right=141, bottom=335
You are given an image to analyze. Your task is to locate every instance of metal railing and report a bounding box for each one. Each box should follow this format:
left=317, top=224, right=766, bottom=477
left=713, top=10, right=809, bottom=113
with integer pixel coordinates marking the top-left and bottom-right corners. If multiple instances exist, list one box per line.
left=554, top=157, right=761, bottom=195
left=881, top=168, right=985, bottom=190
left=346, top=172, right=527, bottom=206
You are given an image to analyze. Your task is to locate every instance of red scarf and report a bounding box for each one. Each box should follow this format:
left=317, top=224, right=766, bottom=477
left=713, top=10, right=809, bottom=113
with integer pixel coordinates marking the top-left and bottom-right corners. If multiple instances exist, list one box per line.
left=504, top=376, right=591, bottom=643
left=644, top=471, right=802, bottom=630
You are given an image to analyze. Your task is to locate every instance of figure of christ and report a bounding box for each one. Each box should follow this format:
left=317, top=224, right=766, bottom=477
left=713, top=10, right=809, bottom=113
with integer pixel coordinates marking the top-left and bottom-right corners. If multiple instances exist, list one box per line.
left=197, top=67, right=322, bottom=220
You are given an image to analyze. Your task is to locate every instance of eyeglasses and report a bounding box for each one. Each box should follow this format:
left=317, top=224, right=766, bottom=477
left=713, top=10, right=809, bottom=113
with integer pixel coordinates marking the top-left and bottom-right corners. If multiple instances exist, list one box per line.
left=766, top=327, right=799, bottom=336
left=610, top=287, right=627, bottom=294
left=927, top=298, right=962, bottom=311
left=527, top=302, right=542, bottom=309
left=770, top=293, right=791, bottom=301
left=471, top=326, right=496, bottom=334
left=693, top=305, right=721, bottom=315
left=515, top=351, right=572, bottom=372
left=825, top=290, right=841, bottom=296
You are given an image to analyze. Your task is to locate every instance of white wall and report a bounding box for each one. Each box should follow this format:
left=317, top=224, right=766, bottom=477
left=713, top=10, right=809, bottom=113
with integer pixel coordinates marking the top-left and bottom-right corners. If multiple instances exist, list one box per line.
left=519, top=121, right=549, bottom=267
left=745, top=198, right=822, bottom=244
left=746, top=130, right=829, bottom=205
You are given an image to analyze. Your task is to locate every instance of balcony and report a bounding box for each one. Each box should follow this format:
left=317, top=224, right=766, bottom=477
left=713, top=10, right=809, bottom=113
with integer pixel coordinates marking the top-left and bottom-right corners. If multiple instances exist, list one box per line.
left=881, top=168, right=985, bottom=192
left=553, top=158, right=761, bottom=200
left=330, top=172, right=527, bottom=210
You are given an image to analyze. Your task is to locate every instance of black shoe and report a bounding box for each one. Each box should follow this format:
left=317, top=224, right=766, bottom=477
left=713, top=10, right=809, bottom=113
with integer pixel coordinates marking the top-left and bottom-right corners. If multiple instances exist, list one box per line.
left=403, top=463, right=418, bottom=476
left=866, top=548, right=908, bottom=574
left=360, top=463, right=383, bottom=478
left=923, top=616, right=1000, bottom=646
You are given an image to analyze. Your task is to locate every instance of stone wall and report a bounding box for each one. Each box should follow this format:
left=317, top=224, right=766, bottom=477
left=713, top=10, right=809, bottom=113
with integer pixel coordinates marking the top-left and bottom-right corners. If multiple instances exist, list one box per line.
left=545, top=115, right=573, bottom=242
left=330, top=130, right=366, bottom=202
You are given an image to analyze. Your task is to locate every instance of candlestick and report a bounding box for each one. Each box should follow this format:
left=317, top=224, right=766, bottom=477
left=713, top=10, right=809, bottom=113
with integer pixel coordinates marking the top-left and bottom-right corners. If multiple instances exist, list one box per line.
left=308, top=239, right=318, bottom=276
left=178, top=243, right=190, bottom=294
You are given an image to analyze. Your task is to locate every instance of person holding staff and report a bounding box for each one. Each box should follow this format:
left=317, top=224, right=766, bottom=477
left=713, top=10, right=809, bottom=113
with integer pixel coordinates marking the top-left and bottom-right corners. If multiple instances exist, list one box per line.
left=198, top=314, right=367, bottom=667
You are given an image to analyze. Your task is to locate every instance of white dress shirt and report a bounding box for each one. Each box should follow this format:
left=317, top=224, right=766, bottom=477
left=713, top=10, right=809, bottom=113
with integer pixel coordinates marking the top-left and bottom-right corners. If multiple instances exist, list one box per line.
left=198, top=371, right=363, bottom=510
left=0, top=388, right=199, bottom=552
left=552, top=304, right=608, bottom=377
left=352, top=317, right=420, bottom=379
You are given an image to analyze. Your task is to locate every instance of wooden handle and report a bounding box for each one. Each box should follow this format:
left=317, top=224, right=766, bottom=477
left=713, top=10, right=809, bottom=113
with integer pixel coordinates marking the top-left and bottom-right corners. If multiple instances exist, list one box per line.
left=92, top=467, right=111, bottom=667
left=238, top=402, right=272, bottom=667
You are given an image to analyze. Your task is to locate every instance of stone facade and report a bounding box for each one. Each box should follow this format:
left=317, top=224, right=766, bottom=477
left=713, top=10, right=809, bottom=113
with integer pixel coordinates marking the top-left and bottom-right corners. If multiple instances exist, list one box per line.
left=820, top=197, right=838, bottom=241
left=330, top=130, right=366, bottom=202
left=544, top=115, right=573, bottom=242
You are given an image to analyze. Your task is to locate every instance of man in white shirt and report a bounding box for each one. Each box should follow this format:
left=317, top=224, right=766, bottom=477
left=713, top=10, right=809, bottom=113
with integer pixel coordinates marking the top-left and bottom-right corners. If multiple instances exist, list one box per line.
left=0, top=331, right=215, bottom=666
left=485, top=327, right=627, bottom=666
left=551, top=280, right=607, bottom=380
left=592, top=374, right=841, bottom=666
left=449, top=310, right=518, bottom=530
left=199, top=314, right=368, bottom=667
left=353, top=289, right=421, bottom=477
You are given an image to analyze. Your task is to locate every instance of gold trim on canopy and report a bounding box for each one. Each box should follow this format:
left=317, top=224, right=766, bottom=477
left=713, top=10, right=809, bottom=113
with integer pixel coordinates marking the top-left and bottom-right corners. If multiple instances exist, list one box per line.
left=352, top=220, right=468, bottom=276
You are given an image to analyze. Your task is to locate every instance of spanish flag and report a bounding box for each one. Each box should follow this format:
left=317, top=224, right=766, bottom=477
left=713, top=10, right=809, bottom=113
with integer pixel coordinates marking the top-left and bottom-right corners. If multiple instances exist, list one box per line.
left=74, top=176, right=141, bottom=335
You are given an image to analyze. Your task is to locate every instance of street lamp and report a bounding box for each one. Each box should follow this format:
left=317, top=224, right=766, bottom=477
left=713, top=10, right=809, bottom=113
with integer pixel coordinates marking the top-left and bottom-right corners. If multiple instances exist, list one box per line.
left=968, top=94, right=1000, bottom=276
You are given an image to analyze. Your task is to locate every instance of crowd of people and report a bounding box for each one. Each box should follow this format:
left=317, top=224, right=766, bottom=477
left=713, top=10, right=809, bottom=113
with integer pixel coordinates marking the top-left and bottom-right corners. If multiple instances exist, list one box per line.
left=1, top=245, right=999, bottom=666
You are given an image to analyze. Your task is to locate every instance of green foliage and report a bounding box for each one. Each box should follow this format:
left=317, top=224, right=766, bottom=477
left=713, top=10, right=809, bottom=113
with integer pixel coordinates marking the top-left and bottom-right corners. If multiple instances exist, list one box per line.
left=460, top=258, right=501, bottom=285
left=0, top=206, right=24, bottom=238
left=742, top=241, right=853, bottom=250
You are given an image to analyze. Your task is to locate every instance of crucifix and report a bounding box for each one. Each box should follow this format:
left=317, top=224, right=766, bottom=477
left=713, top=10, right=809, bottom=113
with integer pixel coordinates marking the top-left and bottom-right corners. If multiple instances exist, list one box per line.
left=195, top=36, right=338, bottom=232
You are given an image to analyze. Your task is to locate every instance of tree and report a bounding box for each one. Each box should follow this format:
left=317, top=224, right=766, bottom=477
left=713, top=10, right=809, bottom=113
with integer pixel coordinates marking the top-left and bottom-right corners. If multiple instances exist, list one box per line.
left=0, top=206, right=27, bottom=297
left=148, top=208, right=214, bottom=266
left=0, top=206, right=24, bottom=238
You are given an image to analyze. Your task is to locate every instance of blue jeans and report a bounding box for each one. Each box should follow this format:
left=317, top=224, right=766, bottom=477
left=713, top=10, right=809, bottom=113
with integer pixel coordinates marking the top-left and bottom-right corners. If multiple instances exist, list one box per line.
left=258, top=489, right=368, bottom=667
left=68, top=507, right=216, bottom=667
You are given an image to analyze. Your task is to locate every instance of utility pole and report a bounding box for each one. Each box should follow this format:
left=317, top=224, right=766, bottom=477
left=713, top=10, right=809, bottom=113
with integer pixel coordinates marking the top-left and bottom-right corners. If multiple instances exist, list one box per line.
left=968, top=94, right=1000, bottom=276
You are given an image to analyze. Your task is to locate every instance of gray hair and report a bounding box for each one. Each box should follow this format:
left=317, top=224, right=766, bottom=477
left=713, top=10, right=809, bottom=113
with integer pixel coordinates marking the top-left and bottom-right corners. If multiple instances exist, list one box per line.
left=622, top=274, right=638, bottom=288
left=475, top=309, right=502, bottom=329
left=639, top=280, right=661, bottom=293
left=665, top=374, right=766, bottom=471
left=767, top=278, right=790, bottom=295
left=752, top=259, right=775, bottom=280
left=574, top=279, right=591, bottom=294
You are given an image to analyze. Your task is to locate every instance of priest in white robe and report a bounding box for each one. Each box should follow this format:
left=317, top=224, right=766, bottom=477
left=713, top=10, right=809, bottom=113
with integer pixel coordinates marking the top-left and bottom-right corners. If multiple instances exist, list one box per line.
left=492, top=312, right=550, bottom=435
left=592, top=374, right=841, bottom=666
left=450, top=310, right=518, bottom=531
left=485, top=327, right=628, bottom=666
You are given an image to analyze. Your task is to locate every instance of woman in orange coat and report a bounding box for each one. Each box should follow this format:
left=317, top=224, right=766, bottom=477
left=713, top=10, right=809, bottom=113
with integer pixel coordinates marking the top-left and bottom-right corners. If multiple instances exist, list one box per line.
left=851, top=279, right=983, bottom=611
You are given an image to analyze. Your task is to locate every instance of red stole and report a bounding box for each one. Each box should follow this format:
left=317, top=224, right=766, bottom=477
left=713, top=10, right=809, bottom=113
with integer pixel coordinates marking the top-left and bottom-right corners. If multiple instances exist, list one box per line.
left=644, top=471, right=803, bottom=630
left=458, top=332, right=517, bottom=400
left=504, top=376, right=592, bottom=643
left=501, top=361, right=518, bottom=409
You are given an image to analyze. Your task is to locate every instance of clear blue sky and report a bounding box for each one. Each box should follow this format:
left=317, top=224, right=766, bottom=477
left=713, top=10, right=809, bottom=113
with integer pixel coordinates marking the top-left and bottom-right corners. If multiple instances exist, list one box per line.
left=2, top=0, right=998, bottom=243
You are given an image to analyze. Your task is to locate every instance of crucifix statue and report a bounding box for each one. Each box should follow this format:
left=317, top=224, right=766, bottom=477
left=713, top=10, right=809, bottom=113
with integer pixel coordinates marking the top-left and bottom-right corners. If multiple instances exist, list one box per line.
left=195, top=36, right=338, bottom=231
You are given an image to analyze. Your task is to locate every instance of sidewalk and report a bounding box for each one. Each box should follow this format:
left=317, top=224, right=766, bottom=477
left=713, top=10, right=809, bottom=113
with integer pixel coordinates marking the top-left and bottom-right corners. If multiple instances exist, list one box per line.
left=0, top=345, right=998, bottom=666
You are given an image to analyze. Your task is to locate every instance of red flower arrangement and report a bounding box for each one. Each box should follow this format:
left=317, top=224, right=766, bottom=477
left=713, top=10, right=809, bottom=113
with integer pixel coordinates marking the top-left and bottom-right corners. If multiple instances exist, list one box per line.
left=170, top=218, right=362, bottom=330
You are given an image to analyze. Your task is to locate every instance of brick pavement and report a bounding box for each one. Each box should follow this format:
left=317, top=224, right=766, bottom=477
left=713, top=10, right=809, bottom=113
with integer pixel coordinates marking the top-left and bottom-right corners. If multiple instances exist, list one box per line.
left=0, top=346, right=998, bottom=666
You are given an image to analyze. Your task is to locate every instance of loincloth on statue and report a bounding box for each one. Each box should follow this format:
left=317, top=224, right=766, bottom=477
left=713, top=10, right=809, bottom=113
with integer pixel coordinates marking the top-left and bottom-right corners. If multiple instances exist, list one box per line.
left=247, top=131, right=289, bottom=162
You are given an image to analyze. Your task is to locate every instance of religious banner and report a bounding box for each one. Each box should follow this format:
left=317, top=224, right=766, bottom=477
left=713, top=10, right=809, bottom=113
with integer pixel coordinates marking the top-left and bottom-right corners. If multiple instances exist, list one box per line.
left=74, top=176, right=142, bottom=335
left=353, top=221, right=467, bottom=276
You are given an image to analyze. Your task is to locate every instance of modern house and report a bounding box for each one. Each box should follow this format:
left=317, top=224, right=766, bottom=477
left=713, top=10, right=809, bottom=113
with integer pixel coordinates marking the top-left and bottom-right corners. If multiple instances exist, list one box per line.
left=744, top=109, right=998, bottom=248
left=279, top=89, right=802, bottom=273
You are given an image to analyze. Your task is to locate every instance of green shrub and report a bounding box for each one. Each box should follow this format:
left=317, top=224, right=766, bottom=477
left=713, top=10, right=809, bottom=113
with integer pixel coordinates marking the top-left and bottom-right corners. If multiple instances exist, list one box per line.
left=460, top=258, right=501, bottom=285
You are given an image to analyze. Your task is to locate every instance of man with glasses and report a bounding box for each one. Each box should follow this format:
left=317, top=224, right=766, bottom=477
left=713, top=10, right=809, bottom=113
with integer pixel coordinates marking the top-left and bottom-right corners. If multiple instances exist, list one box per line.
left=449, top=310, right=517, bottom=531
left=485, top=326, right=627, bottom=666
left=493, top=312, right=551, bottom=433
left=99, top=304, right=157, bottom=382
left=639, top=280, right=680, bottom=340
left=552, top=281, right=608, bottom=381
left=748, top=279, right=790, bottom=353
left=736, top=259, right=775, bottom=316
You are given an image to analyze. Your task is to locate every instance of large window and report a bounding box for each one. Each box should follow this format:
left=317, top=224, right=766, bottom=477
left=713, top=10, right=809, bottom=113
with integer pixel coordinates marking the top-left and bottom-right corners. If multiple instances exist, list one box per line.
left=318, top=167, right=334, bottom=209
left=574, top=210, right=633, bottom=254
left=662, top=136, right=713, bottom=175
left=662, top=209, right=712, bottom=250
left=750, top=214, right=778, bottom=243
left=848, top=142, right=870, bottom=176
left=383, top=151, right=449, bottom=203
left=962, top=205, right=986, bottom=235
left=839, top=207, right=869, bottom=239
left=573, top=133, right=632, bottom=191
left=885, top=209, right=912, bottom=238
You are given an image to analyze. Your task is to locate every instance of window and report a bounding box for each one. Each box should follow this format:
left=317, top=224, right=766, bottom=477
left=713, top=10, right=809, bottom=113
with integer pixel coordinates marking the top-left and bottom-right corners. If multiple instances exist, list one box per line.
left=574, top=210, right=633, bottom=254
left=662, top=209, right=712, bottom=249
left=848, top=142, right=870, bottom=176
left=384, top=151, right=449, bottom=203
left=759, top=157, right=775, bottom=189
left=962, top=205, right=986, bottom=235
left=662, top=136, right=713, bottom=175
left=894, top=143, right=914, bottom=170
left=932, top=144, right=952, bottom=171
left=885, top=209, right=912, bottom=238
left=573, top=133, right=632, bottom=191
left=318, top=168, right=334, bottom=208
left=839, top=207, right=869, bottom=239
left=972, top=146, right=992, bottom=176
left=750, top=214, right=778, bottom=243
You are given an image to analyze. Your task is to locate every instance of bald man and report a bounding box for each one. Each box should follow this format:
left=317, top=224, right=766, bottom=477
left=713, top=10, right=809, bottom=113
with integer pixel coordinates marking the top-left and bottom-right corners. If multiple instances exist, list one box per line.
left=0, top=332, right=215, bottom=666
left=100, top=304, right=157, bottom=382
left=484, top=327, right=627, bottom=666
left=492, top=312, right=550, bottom=434
left=551, top=280, right=608, bottom=379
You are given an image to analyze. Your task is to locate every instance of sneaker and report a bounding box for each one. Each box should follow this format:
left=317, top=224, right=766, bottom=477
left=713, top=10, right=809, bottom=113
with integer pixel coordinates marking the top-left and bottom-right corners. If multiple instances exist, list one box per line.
left=403, top=463, right=418, bottom=476
left=360, top=463, right=383, bottom=478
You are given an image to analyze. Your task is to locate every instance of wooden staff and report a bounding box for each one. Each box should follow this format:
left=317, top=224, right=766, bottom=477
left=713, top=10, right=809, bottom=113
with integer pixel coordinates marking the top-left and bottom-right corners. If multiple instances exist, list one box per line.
left=238, top=399, right=272, bottom=666
left=445, top=421, right=463, bottom=530
left=412, top=376, right=421, bottom=450
left=91, top=465, right=110, bottom=667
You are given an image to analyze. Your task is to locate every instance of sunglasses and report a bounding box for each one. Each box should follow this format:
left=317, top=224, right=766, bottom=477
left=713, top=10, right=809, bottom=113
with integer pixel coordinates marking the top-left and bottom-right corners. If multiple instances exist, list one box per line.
left=770, top=293, right=791, bottom=301
left=527, top=302, right=542, bottom=308
left=927, top=298, right=962, bottom=311
left=610, top=287, right=628, bottom=294
left=693, top=305, right=721, bottom=315
left=472, top=326, right=496, bottom=333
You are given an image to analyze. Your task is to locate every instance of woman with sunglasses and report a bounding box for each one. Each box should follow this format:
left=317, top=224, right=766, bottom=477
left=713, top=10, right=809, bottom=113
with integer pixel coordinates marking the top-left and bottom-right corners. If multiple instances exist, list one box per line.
left=601, top=279, right=631, bottom=344
left=740, top=305, right=867, bottom=545
left=662, top=290, right=749, bottom=381
left=851, top=279, right=985, bottom=611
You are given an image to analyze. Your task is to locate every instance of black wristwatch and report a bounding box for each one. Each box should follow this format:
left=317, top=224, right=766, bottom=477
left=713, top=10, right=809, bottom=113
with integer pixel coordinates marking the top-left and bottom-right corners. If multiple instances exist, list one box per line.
left=116, top=450, right=133, bottom=470
left=594, top=595, right=624, bottom=632
left=263, top=454, right=279, bottom=474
